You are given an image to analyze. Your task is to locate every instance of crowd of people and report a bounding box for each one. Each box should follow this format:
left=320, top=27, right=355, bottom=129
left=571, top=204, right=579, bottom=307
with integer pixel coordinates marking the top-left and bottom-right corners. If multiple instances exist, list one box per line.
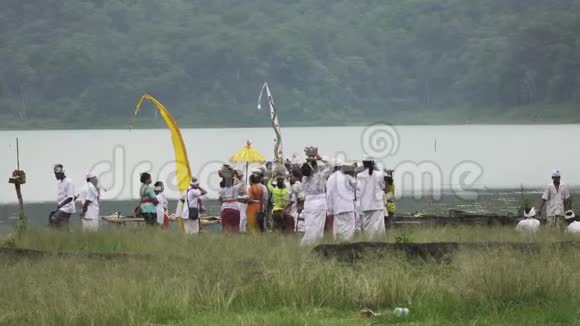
left=50, top=158, right=577, bottom=244
left=49, top=153, right=398, bottom=245
left=170, top=154, right=397, bottom=246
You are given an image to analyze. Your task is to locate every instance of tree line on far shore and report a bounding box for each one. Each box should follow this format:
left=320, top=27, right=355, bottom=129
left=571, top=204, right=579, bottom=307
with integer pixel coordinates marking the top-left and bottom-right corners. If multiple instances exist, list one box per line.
left=1, top=0, right=579, bottom=129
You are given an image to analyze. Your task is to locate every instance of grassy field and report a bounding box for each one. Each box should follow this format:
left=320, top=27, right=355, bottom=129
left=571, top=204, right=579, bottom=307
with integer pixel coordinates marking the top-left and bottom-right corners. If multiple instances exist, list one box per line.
left=1, top=226, right=580, bottom=325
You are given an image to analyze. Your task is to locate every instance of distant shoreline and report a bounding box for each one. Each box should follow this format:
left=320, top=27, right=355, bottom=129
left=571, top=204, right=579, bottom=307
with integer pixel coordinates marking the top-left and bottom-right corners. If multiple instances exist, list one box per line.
left=1, top=122, right=580, bottom=132
left=0, top=187, right=562, bottom=206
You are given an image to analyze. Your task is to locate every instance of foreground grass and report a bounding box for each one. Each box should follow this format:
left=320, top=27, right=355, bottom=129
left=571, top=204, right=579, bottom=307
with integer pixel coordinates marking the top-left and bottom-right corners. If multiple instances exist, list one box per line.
left=1, top=226, right=580, bottom=325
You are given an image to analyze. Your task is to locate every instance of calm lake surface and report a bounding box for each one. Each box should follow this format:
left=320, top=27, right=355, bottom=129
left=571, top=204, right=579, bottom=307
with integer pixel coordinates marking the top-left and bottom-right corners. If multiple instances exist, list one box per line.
left=1, top=125, right=579, bottom=205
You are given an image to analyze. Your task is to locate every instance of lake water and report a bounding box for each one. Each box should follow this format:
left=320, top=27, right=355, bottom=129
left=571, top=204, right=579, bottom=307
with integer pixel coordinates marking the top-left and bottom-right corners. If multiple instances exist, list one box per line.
left=1, top=125, right=579, bottom=205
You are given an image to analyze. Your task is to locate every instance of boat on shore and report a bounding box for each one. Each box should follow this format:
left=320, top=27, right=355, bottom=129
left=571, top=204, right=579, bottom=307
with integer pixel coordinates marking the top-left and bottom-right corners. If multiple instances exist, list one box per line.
left=392, top=209, right=518, bottom=227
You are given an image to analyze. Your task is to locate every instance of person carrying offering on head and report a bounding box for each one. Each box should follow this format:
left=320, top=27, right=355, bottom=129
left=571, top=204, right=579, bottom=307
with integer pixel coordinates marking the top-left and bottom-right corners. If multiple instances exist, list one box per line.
left=219, top=165, right=245, bottom=233
left=81, top=173, right=100, bottom=231
left=538, top=170, right=572, bottom=228
left=516, top=207, right=540, bottom=233
left=51, top=164, right=76, bottom=228
left=180, top=177, right=207, bottom=235
left=300, top=148, right=332, bottom=246
left=357, top=157, right=387, bottom=239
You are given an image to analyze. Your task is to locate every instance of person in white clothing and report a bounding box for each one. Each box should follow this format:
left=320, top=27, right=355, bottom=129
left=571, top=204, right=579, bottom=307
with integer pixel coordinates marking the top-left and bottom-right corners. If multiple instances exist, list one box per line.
left=235, top=170, right=249, bottom=233
left=300, top=158, right=331, bottom=246
left=51, top=164, right=76, bottom=227
left=357, top=158, right=386, bottom=239
left=81, top=173, right=100, bottom=231
left=180, top=177, right=207, bottom=235
left=76, top=182, right=88, bottom=209
left=343, top=166, right=362, bottom=233
left=515, top=207, right=540, bottom=233
left=154, top=181, right=169, bottom=228
left=259, top=175, right=269, bottom=232
left=565, top=211, right=580, bottom=234
left=326, top=161, right=356, bottom=241
left=538, top=170, right=572, bottom=227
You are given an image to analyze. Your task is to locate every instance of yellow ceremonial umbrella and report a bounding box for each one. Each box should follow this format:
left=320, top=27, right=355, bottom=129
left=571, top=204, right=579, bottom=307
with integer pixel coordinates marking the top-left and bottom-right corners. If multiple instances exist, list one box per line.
left=229, top=141, right=267, bottom=182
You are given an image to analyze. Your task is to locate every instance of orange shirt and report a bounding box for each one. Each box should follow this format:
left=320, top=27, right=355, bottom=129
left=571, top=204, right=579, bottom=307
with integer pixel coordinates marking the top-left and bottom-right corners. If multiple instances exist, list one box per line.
left=247, top=184, right=263, bottom=212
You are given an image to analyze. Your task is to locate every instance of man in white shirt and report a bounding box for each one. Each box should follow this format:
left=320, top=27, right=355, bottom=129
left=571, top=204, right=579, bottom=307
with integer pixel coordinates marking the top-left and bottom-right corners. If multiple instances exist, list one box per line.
left=326, top=160, right=356, bottom=241
left=539, top=170, right=572, bottom=227
left=81, top=173, right=100, bottom=231
left=51, top=164, right=76, bottom=227
left=565, top=211, right=580, bottom=234
left=154, top=181, right=169, bottom=228
left=516, top=207, right=540, bottom=233
left=180, top=177, right=207, bottom=235
left=356, top=158, right=387, bottom=239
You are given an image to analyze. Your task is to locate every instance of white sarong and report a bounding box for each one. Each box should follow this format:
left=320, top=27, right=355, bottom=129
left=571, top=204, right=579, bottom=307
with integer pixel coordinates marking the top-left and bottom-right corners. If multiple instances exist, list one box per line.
left=82, top=219, right=99, bottom=231
left=184, top=219, right=200, bottom=235
left=334, top=211, right=355, bottom=241
left=239, top=203, right=248, bottom=233
left=361, top=209, right=386, bottom=239
left=300, top=194, right=327, bottom=246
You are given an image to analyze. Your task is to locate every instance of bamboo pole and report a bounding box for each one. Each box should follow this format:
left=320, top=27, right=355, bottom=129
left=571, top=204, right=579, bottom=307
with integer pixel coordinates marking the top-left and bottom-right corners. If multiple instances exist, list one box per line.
left=9, top=138, right=26, bottom=234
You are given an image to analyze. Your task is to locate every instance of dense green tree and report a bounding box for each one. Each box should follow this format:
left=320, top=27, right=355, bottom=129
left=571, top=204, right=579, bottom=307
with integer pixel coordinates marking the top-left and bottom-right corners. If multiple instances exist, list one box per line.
left=0, top=0, right=579, bottom=129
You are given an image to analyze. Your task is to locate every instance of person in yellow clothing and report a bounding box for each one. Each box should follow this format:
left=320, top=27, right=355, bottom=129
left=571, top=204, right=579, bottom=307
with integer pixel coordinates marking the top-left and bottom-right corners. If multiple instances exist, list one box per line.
left=267, top=176, right=294, bottom=233
left=384, top=169, right=396, bottom=229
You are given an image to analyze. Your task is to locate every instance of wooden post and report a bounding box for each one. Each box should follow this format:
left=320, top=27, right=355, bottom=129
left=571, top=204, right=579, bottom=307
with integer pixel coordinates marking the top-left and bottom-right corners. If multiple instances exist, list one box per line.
left=9, top=138, right=26, bottom=234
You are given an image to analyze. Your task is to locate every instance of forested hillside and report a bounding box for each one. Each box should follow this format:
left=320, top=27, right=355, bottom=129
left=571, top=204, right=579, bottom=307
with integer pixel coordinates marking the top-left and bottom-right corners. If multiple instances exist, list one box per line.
left=1, top=0, right=579, bottom=129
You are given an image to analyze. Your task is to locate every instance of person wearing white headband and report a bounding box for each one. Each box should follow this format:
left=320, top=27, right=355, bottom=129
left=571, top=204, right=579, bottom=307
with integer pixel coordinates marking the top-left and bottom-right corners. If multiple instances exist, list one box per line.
left=565, top=210, right=580, bottom=234
left=81, top=172, right=100, bottom=231
left=539, top=169, right=572, bottom=228
left=178, top=177, right=207, bottom=235
left=154, top=181, right=169, bottom=229
left=516, top=207, right=540, bottom=233
left=51, top=164, right=76, bottom=227
left=326, top=159, right=357, bottom=241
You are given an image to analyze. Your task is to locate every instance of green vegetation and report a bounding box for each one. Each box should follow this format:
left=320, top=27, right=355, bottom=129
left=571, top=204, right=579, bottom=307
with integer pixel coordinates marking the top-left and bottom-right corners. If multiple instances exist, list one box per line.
left=1, top=226, right=580, bottom=325
left=1, top=0, right=580, bottom=129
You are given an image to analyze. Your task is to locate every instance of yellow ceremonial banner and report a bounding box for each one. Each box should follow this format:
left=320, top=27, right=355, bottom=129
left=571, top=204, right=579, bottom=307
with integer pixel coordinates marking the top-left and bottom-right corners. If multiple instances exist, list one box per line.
left=134, top=94, right=192, bottom=194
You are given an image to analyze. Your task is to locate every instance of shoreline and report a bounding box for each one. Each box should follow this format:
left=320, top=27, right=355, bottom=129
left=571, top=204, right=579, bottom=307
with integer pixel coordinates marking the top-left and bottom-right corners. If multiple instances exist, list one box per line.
left=2, top=122, right=580, bottom=132
left=0, top=187, right=558, bottom=206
